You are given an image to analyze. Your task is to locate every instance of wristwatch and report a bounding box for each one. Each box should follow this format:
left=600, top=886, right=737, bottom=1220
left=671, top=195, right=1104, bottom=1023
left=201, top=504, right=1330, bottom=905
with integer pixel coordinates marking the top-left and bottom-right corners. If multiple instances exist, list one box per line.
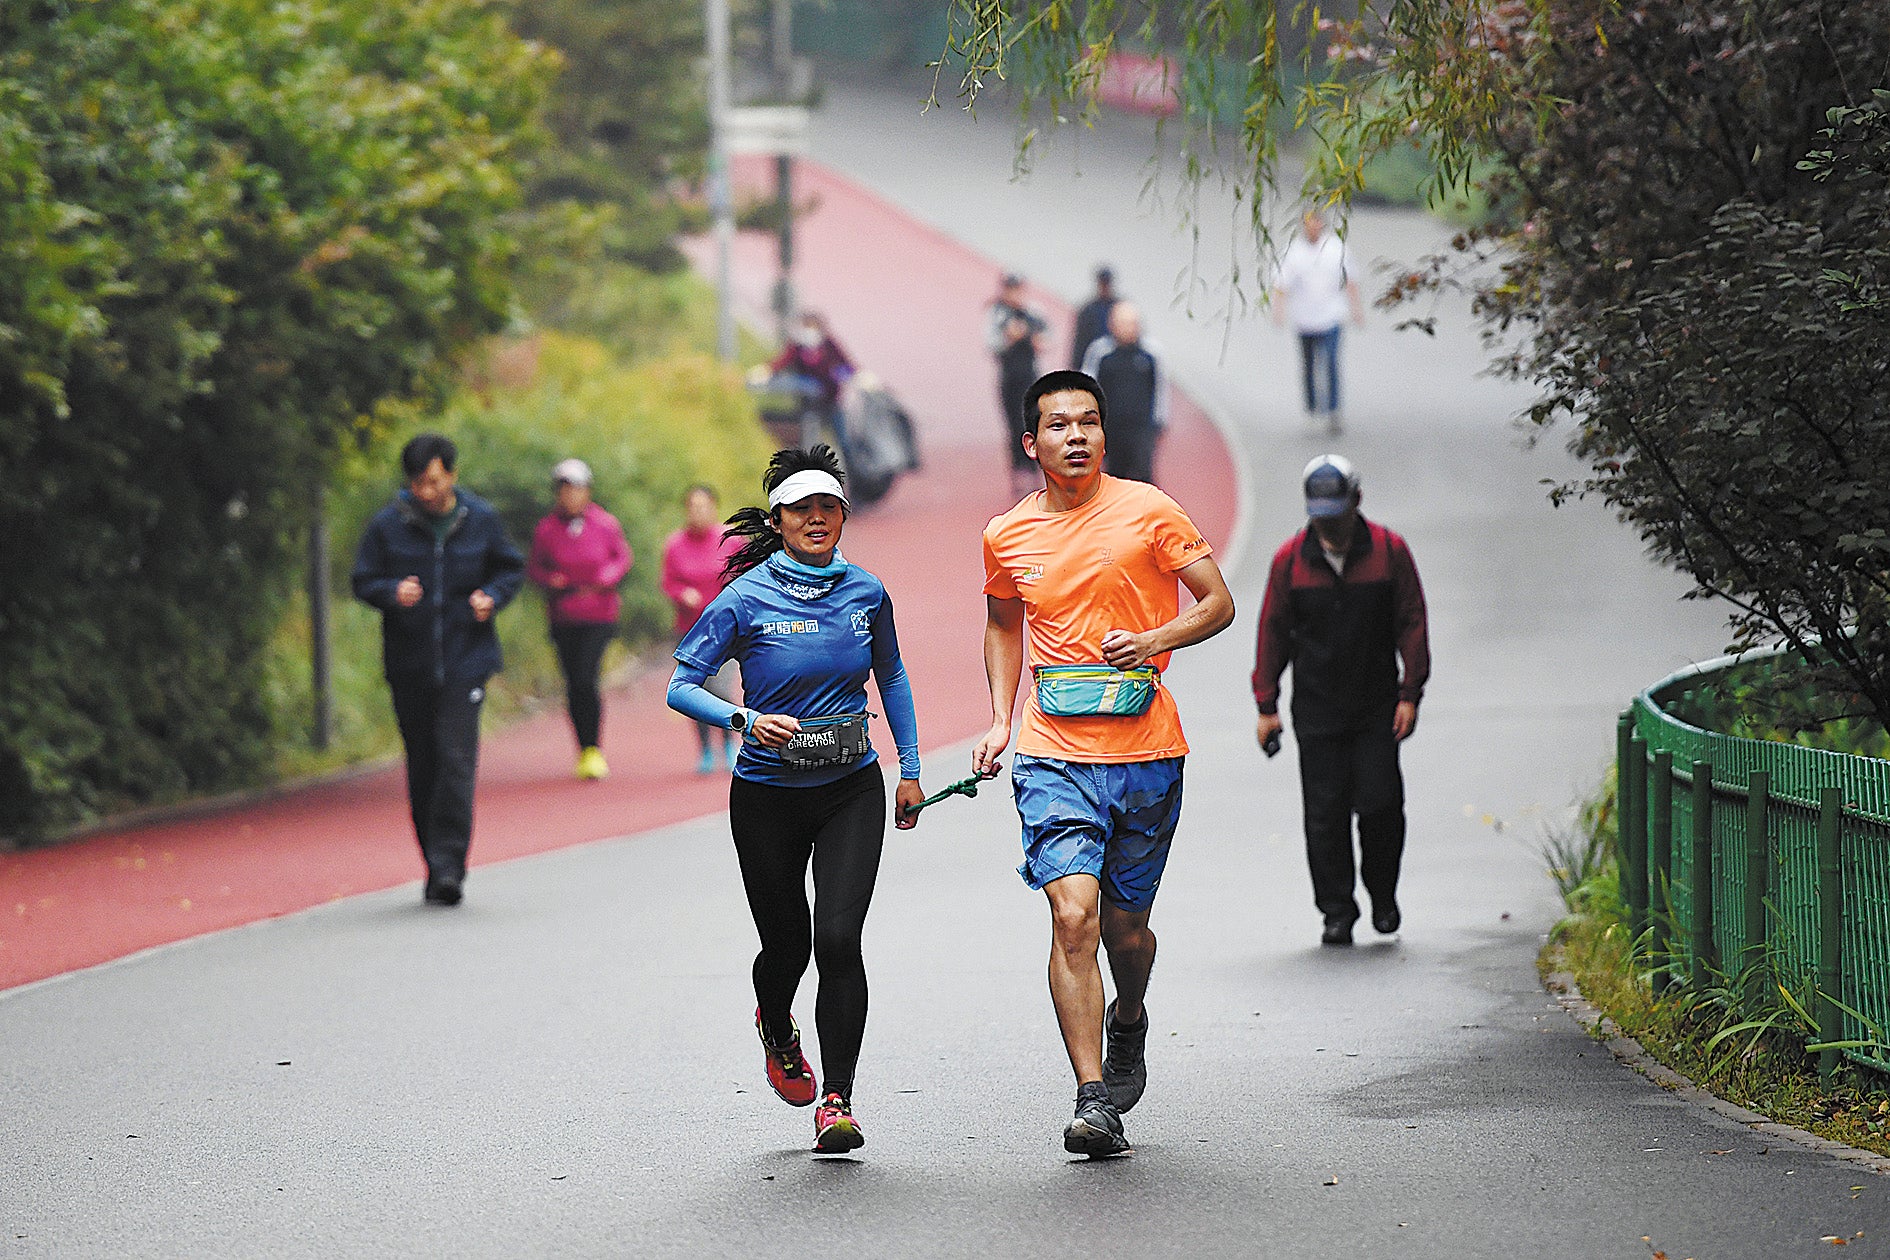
left=729, top=709, right=750, bottom=733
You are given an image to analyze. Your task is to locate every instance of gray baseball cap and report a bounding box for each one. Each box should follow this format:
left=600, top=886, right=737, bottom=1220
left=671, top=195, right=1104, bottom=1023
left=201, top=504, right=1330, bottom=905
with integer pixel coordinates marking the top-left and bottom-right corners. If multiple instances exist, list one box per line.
left=1302, top=454, right=1359, bottom=518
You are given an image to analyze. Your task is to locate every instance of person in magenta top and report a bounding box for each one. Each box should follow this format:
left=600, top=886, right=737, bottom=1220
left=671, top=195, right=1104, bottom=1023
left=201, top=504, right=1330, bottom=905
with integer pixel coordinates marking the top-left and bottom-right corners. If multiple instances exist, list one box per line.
left=662, top=483, right=743, bottom=772
left=526, top=458, right=632, bottom=781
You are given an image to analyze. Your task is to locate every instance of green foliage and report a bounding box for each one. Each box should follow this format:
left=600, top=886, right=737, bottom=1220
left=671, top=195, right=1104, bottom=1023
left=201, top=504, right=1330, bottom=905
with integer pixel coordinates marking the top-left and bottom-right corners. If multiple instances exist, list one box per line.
left=0, top=0, right=553, bottom=840
left=937, top=3, right=1495, bottom=242
left=942, top=1, right=1288, bottom=265
left=1496, top=20, right=1890, bottom=725
left=502, top=0, right=708, bottom=271
left=518, top=258, right=733, bottom=368
left=1661, top=651, right=1890, bottom=760
left=1540, top=767, right=1619, bottom=915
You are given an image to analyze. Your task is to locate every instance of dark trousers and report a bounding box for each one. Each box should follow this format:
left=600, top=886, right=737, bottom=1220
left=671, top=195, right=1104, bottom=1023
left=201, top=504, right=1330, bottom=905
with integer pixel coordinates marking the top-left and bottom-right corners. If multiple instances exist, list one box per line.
left=729, top=764, right=886, bottom=1099
left=550, top=621, right=614, bottom=749
left=999, top=372, right=1035, bottom=471
left=389, top=677, right=485, bottom=882
left=1105, top=419, right=1156, bottom=483
left=1296, top=715, right=1404, bottom=922
left=1298, top=327, right=1342, bottom=414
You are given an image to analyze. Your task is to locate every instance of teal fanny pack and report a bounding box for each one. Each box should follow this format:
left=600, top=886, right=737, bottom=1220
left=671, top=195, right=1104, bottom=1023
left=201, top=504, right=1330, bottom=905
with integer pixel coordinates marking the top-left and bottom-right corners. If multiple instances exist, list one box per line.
left=1033, top=665, right=1160, bottom=718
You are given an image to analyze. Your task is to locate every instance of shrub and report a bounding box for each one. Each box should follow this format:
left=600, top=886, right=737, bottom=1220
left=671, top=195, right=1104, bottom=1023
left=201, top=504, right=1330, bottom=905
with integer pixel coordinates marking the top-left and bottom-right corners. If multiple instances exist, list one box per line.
left=0, top=0, right=550, bottom=841
left=263, top=331, right=775, bottom=782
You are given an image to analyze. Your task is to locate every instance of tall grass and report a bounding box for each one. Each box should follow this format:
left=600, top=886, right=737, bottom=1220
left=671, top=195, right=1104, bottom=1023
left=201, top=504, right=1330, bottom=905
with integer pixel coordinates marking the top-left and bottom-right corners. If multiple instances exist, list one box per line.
left=1547, top=765, right=1890, bottom=1153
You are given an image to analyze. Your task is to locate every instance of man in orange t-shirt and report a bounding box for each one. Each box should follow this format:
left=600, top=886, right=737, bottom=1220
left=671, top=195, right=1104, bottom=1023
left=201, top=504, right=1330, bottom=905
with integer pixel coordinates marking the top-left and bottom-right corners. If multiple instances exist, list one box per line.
left=974, top=369, right=1234, bottom=1157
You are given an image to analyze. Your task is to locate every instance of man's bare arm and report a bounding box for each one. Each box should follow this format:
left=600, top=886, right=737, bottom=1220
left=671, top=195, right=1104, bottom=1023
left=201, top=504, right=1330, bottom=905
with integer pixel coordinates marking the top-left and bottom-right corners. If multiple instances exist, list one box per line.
left=1100, top=556, right=1236, bottom=669
left=973, top=595, right=1026, bottom=775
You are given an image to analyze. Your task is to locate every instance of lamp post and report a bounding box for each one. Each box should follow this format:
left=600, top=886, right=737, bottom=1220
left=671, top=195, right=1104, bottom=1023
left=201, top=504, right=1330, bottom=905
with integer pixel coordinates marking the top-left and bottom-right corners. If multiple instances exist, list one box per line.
left=309, top=485, right=332, bottom=750
left=706, top=0, right=735, bottom=363
left=770, top=0, right=795, bottom=343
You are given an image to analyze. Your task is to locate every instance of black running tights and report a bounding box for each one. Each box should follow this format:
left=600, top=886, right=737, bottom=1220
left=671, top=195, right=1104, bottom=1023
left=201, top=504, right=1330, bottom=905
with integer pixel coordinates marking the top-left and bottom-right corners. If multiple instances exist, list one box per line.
left=550, top=622, right=613, bottom=749
left=729, top=764, right=886, bottom=1100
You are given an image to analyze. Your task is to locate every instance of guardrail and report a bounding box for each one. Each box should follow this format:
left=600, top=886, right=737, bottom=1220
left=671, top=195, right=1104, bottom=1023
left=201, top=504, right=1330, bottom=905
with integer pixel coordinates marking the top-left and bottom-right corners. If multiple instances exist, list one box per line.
left=1619, top=650, right=1890, bottom=1080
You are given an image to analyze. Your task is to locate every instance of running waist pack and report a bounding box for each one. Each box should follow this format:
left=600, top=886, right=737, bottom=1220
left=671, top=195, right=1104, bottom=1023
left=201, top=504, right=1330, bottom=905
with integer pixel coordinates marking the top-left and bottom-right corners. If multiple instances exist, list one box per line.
left=1033, top=665, right=1160, bottom=718
left=777, top=711, right=872, bottom=768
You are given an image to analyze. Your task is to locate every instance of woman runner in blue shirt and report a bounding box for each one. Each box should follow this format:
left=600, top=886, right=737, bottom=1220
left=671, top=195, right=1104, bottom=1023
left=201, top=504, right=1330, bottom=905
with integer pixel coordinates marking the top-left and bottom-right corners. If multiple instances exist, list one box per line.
left=667, top=446, right=924, bottom=1155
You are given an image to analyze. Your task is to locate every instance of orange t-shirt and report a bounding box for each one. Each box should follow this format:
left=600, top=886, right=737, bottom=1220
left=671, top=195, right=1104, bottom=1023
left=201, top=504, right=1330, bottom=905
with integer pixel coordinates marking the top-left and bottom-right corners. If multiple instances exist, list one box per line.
left=982, top=476, right=1213, bottom=763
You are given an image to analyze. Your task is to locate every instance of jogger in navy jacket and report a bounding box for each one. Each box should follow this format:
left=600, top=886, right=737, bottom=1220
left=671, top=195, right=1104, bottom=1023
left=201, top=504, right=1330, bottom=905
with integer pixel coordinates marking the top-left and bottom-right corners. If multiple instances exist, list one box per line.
left=352, top=433, right=525, bottom=905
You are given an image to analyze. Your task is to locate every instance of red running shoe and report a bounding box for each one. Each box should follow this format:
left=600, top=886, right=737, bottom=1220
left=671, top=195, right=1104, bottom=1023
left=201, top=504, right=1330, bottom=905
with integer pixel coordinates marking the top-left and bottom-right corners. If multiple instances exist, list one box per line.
left=755, top=1009, right=817, bottom=1107
left=813, top=1092, right=864, bottom=1154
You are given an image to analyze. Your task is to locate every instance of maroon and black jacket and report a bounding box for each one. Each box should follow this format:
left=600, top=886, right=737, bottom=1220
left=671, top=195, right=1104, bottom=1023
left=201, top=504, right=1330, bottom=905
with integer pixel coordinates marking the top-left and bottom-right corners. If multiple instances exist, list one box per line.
left=1251, top=516, right=1430, bottom=737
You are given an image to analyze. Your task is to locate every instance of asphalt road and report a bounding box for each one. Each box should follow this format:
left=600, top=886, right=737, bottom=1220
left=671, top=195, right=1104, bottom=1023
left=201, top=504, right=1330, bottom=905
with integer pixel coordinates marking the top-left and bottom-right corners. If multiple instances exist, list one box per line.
left=5, top=71, right=1886, bottom=1260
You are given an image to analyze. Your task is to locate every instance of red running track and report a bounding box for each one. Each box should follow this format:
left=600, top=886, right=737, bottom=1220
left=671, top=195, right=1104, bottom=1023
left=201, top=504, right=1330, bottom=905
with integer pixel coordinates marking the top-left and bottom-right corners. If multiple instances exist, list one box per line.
left=0, top=159, right=1236, bottom=991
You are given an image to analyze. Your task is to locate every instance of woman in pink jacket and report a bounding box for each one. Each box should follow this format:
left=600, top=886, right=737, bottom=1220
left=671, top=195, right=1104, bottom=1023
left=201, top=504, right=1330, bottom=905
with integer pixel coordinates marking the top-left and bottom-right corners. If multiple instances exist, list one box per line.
left=661, top=484, right=743, bottom=773
left=527, top=459, right=632, bottom=780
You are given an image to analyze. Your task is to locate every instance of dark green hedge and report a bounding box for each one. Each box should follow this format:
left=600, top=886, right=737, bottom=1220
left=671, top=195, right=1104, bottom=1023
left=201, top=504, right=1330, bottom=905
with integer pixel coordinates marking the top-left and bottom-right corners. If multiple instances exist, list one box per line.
left=0, top=0, right=550, bottom=840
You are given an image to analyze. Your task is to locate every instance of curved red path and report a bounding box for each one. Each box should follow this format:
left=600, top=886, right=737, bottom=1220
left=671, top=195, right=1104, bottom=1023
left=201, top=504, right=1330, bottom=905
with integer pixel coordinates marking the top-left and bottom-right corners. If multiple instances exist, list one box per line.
left=0, top=160, right=1235, bottom=991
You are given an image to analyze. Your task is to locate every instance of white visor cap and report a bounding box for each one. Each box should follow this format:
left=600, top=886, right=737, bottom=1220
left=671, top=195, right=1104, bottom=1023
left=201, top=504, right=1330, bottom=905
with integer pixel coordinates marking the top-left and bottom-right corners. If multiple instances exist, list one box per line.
left=767, top=469, right=849, bottom=511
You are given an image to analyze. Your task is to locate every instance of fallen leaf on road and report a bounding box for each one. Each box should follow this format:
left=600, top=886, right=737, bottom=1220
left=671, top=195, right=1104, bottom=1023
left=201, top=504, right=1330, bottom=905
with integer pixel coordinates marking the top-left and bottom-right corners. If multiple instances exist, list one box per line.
left=1820, top=1238, right=1847, bottom=1246
left=1323, top=1176, right=1339, bottom=1186
left=1705, top=1149, right=1732, bottom=1156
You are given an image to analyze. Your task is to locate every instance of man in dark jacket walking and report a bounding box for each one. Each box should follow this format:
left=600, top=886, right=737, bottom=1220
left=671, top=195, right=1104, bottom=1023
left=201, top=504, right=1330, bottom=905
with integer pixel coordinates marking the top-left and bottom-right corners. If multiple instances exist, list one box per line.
left=352, top=432, right=526, bottom=905
left=1252, top=455, right=1429, bottom=945
left=987, top=272, right=1048, bottom=494
left=1080, top=301, right=1167, bottom=485
left=1068, top=265, right=1117, bottom=369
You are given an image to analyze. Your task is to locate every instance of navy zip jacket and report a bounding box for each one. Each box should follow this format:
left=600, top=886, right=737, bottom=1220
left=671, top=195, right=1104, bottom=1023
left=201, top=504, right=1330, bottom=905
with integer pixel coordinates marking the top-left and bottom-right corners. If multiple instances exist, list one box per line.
left=1251, top=516, right=1429, bottom=737
left=351, top=487, right=526, bottom=686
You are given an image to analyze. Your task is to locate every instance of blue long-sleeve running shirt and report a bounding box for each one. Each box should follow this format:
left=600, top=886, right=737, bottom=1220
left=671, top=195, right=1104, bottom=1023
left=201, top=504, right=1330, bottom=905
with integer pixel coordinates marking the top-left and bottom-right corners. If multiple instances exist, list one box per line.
left=667, top=551, right=921, bottom=787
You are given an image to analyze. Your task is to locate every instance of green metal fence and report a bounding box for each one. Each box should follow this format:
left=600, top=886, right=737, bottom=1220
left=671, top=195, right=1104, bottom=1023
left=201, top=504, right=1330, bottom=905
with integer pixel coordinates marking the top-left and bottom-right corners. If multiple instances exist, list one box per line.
left=1620, top=650, right=1890, bottom=1079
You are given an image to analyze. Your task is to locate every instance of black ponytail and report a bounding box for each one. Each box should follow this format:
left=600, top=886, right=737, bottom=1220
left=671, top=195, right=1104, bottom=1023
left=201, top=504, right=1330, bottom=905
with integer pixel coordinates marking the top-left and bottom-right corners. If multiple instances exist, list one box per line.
left=721, top=445, right=848, bottom=581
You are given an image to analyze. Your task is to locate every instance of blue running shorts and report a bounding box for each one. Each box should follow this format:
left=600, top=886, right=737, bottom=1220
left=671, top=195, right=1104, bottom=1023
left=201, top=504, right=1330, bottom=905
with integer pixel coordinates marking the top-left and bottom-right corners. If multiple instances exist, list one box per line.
left=1011, top=755, right=1185, bottom=912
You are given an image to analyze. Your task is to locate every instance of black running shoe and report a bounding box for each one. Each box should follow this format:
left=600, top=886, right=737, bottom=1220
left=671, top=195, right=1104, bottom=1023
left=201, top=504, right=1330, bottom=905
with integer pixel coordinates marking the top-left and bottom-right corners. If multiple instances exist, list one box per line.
left=1102, top=999, right=1149, bottom=1113
left=1063, top=1082, right=1131, bottom=1157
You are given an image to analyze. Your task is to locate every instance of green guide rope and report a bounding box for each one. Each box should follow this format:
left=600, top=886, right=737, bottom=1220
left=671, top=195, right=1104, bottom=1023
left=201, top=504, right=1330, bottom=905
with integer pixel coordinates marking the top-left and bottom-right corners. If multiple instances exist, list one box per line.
left=900, top=764, right=1002, bottom=817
